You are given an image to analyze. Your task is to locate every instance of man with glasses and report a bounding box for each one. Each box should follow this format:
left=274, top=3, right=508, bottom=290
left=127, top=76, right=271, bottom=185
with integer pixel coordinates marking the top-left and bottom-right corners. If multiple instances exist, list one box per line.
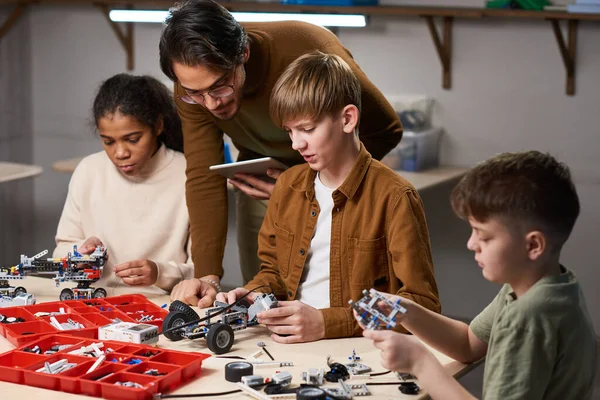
left=160, top=0, right=403, bottom=308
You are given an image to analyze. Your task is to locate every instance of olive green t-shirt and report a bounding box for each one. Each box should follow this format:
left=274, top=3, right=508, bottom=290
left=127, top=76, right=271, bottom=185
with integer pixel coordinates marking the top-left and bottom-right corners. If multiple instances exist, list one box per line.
left=470, top=267, right=597, bottom=400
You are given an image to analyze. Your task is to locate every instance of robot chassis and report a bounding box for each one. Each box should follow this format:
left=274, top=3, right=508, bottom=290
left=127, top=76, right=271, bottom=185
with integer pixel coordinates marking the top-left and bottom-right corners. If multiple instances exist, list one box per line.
left=162, top=293, right=279, bottom=355
left=0, top=246, right=108, bottom=301
left=349, top=288, right=407, bottom=330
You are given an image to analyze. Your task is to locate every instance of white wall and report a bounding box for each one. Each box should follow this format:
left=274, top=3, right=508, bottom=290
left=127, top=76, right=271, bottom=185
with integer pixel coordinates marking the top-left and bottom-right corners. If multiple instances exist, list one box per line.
left=23, top=5, right=600, bottom=331
left=0, top=6, right=34, bottom=266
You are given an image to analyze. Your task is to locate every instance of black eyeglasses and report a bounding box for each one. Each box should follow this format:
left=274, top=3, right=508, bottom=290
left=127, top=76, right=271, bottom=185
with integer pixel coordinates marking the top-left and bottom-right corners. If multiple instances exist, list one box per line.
left=178, top=69, right=237, bottom=105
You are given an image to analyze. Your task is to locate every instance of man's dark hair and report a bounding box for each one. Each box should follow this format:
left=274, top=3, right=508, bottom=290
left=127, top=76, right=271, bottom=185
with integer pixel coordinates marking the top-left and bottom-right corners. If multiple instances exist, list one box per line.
left=451, top=151, right=580, bottom=251
left=93, top=74, right=184, bottom=152
left=159, top=0, right=249, bottom=81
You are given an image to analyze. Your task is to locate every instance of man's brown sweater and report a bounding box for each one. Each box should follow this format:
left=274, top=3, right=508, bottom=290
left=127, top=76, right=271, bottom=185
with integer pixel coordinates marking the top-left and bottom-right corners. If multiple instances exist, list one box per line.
left=174, top=21, right=403, bottom=278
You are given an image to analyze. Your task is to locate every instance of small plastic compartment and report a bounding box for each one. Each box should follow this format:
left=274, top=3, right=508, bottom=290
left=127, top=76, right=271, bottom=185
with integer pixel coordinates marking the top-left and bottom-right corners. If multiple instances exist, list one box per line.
left=63, top=340, right=106, bottom=356
left=4, top=320, right=57, bottom=346
left=42, top=313, right=96, bottom=331
left=71, top=306, right=99, bottom=314
left=100, top=372, right=160, bottom=400
left=105, top=294, right=148, bottom=306
left=105, top=352, right=144, bottom=365
left=26, top=302, right=73, bottom=316
left=79, top=299, right=111, bottom=307
left=0, top=306, right=36, bottom=326
left=128, top=361, right=182, bottom=392
left=80, top=362, right=129, bottom=397
left=58, top=358, right=97, bottom=393
left=152, top=350, right=209, bottom=381
left=116, top=344, right=146, bottom=355
left=129, top=310, right=168, bottom=330
left=117, top=303, right=163, bottom=315
left=80, top=312, right=112, bottom=326
left=61, top=300, right=91, bottom=308
left=133, top=348, right=162, bottom=358
left=99, top=309, right=135, bottom=323
left=24, top=353, right=90, bottom=390
left=0, top=351, right=47, bottom=383
left=18, top=334, right=86, bottom=355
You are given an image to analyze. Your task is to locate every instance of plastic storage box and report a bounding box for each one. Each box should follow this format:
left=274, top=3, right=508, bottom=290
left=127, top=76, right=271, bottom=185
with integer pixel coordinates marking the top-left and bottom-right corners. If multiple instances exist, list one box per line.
left=0, top=294, right=168, bottom=346
left=382, top=127, right=443, bottom=172
left=0, top=333, right=210, bottom=400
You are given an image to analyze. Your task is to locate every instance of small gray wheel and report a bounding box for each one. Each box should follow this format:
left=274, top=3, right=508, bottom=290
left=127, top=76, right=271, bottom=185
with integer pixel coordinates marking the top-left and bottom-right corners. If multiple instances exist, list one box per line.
left=60, top=288, right=74, bottom=301
left=206, top=322, right=234, bottom=354
left=92, top=288, right=107, bottom=298
left=163, top=311, right=191, bottom=342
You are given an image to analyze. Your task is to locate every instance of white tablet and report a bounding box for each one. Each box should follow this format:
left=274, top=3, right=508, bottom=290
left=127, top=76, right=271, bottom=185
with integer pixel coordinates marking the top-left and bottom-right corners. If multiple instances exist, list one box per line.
left=209, top=157, right=288, bottom=179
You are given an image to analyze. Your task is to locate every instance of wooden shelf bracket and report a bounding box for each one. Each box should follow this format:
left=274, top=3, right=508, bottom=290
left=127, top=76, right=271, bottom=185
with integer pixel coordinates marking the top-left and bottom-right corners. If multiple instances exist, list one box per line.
left=423, top=15, right=453, bottom=90
left=550, top=19, right=577, bottom=96
left=97, top=3, right=134, bottom=70
left=0, top=3, right=27, bottom=41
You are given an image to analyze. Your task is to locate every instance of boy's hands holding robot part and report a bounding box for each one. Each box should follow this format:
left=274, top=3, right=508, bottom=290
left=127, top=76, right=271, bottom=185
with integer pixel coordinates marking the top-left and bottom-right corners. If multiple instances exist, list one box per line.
left=170, top=276, right=219, bottom=309
left=114, top=260, right=158, bottom=286
left=257, top=300, right=325, bottom=344
left=352, top=289, right=412, bottom=330
left=362, top=329, right=431, bottom=375
left=216, top=287, right=259, bottom=305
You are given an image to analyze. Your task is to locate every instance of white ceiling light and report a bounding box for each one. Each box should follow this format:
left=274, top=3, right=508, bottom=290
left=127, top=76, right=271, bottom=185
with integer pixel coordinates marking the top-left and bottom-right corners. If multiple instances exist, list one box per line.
left=108, top=9, right=366, bottom=28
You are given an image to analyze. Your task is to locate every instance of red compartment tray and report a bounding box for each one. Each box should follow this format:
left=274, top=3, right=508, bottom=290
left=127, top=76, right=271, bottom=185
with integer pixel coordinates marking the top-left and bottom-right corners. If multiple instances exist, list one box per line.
left=0, top=294, right=168, bottom=346
left=0, top=333, right=210, bottom=400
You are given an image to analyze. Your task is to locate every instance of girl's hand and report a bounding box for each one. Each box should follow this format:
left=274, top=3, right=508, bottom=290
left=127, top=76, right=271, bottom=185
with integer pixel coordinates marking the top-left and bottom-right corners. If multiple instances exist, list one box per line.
left=114, top=259, right=158, bottom=286
left=80, top=236, right=105, bottom=255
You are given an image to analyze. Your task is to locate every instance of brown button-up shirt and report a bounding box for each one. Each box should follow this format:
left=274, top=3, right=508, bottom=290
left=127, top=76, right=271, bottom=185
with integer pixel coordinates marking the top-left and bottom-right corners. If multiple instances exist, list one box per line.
left=245, top=144, right=440, bottom=339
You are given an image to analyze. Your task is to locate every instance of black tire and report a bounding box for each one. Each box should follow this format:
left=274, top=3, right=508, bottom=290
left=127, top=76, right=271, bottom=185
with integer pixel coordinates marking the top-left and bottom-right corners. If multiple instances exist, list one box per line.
left=92, top=288, right=107, bottom=298
left=60, top=288, right=74, bottom=301
left=13, top=287, right=27, bottom=297
left=168, top=300, right=199, bottom=321
left=297, top=387, right=327, bottom=400
left=162, top=311, right=192, bottom=342
left=206, top=322, right=234, bottom=354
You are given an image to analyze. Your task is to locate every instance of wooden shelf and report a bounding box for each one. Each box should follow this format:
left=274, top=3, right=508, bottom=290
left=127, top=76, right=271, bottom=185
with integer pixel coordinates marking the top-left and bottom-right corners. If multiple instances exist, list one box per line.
left=1, top=1, right=599, bottom=94
left=0, top=162, right=43, bottom=183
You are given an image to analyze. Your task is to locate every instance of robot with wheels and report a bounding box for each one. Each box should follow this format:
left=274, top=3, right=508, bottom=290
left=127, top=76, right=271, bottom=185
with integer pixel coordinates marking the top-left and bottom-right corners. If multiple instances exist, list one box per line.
left=0, top=245, right=108, bottom=301
left=162, top=293, right=278, bottom=354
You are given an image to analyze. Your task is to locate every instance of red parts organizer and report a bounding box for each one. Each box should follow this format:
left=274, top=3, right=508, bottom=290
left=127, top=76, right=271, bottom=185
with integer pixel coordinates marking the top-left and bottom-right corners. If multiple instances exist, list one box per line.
left=0, top=334, right=210, bottom=400
left=0, top=294, right=168, bottom=346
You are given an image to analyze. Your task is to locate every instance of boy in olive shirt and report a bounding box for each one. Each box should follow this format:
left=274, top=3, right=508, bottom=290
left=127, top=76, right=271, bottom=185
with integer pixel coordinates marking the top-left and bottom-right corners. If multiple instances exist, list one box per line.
left=361, top=151, right=598, bottom=399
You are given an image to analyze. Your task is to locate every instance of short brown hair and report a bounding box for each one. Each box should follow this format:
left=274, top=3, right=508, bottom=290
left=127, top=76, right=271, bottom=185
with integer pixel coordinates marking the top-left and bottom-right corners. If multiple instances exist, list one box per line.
left=159, top=0, right=248, bottom=81
left=270, top=51, right=361, bottom=128
left=451, top=151, right=580, bottom=249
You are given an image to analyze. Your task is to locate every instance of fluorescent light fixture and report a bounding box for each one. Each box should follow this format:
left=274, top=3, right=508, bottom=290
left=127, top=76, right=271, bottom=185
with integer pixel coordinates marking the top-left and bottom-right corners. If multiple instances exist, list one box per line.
left=108, top=10, right=366, bottom=27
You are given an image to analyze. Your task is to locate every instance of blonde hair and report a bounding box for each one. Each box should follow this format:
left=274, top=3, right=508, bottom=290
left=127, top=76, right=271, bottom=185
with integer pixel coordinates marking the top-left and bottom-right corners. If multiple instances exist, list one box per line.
left=270, top=51, right=361, bottom=128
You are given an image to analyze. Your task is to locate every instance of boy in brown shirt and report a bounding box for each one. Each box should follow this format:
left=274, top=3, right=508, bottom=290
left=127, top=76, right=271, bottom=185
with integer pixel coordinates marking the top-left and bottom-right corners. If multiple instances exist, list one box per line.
left=217, top=51, right=440, bottom=342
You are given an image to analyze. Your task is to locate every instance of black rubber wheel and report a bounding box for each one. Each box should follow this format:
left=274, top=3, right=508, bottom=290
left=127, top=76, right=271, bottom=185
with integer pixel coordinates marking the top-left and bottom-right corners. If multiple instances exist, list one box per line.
left=297, top=387, right=327, bottom=400
left=13, top=287, right=27, bottom=297
left=60, top=288, right=74, bottom=301
left=162, top=311, right=192, bottom=342
left=224, top=361, right=253, bottom=382
left=168, top=300, right=199, bottom=320
left=92, top=288, right=107, bottom=298
left=206, top=322, right=234, bottom=354
left=399, top=382, right=420, bottom=395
